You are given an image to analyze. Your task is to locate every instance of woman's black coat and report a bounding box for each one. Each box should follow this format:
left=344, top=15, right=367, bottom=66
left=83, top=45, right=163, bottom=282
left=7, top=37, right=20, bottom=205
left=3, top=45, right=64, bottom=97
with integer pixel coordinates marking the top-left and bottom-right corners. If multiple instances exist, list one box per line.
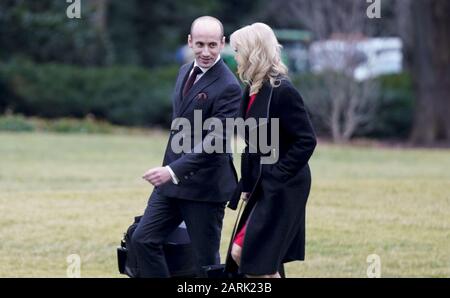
left=226, top=78, right=317, bottom=275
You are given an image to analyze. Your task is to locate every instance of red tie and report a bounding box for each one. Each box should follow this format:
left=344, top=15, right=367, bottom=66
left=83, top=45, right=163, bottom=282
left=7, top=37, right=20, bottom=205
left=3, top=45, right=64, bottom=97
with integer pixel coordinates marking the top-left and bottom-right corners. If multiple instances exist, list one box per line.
left=183, top=66, right=203, bottom=98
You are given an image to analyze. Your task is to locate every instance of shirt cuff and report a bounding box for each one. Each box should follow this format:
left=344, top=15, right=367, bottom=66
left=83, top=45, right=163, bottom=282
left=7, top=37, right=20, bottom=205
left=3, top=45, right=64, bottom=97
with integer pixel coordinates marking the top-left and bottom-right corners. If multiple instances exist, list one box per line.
left=165, top=166, right=179, bottom=185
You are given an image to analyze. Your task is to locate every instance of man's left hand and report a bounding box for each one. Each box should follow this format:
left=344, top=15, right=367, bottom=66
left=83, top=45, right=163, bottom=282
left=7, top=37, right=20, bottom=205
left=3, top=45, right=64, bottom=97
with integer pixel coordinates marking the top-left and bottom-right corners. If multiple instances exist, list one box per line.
left=142, top=167, right=172, bottom=186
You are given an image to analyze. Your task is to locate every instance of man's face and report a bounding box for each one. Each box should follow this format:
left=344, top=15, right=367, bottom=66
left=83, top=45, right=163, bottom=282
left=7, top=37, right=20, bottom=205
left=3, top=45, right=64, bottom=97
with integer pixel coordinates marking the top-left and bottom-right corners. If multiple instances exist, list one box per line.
left=188, top=23, right=225, bottom=69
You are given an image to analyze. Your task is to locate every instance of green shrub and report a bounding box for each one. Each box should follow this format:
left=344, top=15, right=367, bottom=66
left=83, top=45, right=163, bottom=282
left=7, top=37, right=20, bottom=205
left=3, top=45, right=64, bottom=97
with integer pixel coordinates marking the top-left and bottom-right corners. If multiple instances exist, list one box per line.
left=0, top=115, right=122, bottom=134
left=42, top=117, right=114, bottom=134
left=0, top=114, right=35, bottom=132
left=0, top=59, right=177, bottom=127
left=291, top=73, right=330, bottom=136
left=367, top=73, right=414, bottom=139
left=291, top=72, right=414, bottom=140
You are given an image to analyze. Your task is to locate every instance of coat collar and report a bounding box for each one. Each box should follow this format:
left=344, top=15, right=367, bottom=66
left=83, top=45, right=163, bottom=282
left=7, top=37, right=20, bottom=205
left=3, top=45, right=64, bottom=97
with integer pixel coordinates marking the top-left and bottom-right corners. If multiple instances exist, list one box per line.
left=240, top=81, right=273, bottom=118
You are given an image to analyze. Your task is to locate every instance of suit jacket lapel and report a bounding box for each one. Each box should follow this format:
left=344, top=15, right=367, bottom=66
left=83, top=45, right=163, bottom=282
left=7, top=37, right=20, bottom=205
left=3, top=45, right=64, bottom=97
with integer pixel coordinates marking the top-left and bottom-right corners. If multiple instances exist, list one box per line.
left=174, top=63, right=193, bottom=117
left=178, top=60, right=223, bottom=116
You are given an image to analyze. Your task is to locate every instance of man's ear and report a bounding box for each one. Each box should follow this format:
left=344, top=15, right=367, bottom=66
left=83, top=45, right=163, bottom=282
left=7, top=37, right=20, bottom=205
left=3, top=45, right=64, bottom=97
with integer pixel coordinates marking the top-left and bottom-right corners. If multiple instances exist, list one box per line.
left=188, top=34, right=193, bottom=48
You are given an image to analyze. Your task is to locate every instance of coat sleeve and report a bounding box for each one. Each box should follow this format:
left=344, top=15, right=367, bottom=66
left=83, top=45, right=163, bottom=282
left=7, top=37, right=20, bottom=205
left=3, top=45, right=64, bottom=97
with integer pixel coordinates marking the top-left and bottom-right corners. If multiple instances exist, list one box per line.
left=169, top=83, right=242, bottom=183
left=272, top=84, right=317, bottom=179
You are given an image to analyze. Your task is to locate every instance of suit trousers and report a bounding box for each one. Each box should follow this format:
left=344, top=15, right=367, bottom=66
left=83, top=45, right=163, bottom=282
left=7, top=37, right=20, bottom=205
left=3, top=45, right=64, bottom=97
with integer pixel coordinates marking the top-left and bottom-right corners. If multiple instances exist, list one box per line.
left=131, top=190, right=226, bottom=277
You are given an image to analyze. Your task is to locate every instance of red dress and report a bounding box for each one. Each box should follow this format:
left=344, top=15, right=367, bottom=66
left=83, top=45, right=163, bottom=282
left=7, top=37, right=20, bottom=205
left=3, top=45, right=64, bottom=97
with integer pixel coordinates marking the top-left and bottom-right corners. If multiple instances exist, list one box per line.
left=233, top=93, right=257, bottom=248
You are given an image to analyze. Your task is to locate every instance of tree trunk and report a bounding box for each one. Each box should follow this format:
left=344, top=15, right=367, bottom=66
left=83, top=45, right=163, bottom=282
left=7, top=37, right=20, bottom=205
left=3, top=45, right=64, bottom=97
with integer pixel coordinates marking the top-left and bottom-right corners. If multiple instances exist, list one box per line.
left=410, top=0, right=450, bottom=145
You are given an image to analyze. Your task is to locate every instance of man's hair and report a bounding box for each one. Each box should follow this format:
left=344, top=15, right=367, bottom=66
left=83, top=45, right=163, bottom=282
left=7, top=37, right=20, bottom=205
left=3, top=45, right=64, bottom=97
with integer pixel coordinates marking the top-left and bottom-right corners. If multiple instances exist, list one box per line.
left=190, top=16, right=224, bottom=38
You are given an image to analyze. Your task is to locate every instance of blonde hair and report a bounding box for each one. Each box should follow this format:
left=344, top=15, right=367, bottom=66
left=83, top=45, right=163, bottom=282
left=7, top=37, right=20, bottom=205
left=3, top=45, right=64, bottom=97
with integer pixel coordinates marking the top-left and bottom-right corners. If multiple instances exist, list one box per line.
left=230, top=23, right=288, bottom=95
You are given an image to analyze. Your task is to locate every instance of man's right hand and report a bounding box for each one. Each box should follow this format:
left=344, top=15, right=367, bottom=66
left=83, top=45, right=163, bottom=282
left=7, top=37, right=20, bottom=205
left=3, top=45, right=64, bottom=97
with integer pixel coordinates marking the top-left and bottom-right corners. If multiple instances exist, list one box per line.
left=142, top=167, right=172, bottom=187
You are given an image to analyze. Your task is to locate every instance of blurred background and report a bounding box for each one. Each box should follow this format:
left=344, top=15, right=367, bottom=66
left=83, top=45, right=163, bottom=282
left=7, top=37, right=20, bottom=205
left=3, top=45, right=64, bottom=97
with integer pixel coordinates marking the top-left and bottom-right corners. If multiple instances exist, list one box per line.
left=0, top=0, right=449, bottom=144
left=0, top=0, right=449, bottom=277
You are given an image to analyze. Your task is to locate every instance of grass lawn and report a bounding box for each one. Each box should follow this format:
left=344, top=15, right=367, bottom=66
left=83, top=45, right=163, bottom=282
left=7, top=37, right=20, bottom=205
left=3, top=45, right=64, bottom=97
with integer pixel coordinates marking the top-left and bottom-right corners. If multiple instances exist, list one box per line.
left=0, top=131, right=449, bottom=277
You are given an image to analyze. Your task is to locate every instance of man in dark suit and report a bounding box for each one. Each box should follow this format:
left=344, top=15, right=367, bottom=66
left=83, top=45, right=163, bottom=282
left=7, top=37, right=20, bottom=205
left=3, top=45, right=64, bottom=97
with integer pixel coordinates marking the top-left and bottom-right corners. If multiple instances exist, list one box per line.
left=131, top=16, right=242, bottom=277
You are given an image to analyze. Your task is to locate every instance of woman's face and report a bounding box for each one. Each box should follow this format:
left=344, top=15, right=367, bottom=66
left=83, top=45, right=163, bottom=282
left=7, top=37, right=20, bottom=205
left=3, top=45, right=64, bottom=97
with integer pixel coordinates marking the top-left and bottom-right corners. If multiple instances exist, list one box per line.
left=233, top=48, right=244, bottom=68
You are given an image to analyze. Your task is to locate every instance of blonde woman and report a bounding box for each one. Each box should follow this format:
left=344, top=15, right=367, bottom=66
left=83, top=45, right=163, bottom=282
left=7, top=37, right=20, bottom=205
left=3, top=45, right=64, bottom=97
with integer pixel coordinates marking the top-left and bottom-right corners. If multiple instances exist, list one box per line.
left=225, top=23, right=317, bottom=278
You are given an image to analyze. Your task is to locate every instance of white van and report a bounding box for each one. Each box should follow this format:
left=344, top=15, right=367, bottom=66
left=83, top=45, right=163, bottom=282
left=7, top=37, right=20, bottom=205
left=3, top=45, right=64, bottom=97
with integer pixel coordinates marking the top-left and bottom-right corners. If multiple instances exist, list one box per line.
left=309, top=37, right=403, bottom=81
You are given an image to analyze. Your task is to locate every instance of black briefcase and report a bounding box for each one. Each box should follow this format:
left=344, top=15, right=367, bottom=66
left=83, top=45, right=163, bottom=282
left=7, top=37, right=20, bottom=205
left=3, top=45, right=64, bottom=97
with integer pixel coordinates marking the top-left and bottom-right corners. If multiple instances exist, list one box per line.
left=117, top=216, right=198, bottom=278
left=118, top=194, right=247, bottom=279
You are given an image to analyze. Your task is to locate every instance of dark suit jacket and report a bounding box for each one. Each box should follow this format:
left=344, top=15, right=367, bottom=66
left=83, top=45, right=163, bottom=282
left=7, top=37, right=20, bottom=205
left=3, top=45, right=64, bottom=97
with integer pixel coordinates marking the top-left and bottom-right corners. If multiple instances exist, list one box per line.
left=156, top=59, right=242, bottom=203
